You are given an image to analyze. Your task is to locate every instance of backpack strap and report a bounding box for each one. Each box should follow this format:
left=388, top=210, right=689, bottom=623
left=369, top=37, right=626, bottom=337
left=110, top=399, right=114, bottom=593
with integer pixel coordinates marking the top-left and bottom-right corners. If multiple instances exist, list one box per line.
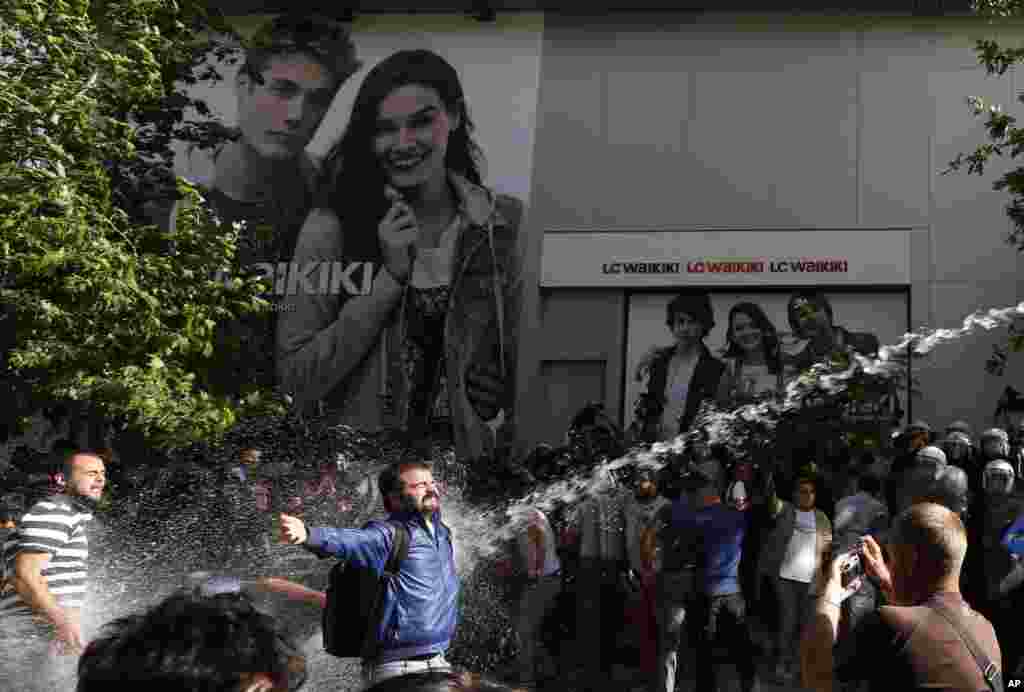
left=359, top=521, right=412, bottom=662
left=924, top=601, right=1003, bottom=692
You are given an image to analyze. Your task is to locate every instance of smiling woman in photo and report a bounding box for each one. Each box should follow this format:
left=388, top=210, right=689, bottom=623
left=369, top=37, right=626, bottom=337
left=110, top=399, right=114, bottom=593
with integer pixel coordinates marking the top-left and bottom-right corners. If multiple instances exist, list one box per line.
left=276, top=49, right=525, bottom=465
left=716, top=301, right=785, bottom=407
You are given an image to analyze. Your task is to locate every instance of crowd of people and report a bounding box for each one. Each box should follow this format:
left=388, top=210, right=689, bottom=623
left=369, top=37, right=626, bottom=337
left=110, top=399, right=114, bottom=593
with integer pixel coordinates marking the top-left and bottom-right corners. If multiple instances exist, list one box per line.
left=3, top=418, right=1024, bottom=692
left=3, top=11, right=1024, bottom=692
left=492, top=415, right=1024, bottom=692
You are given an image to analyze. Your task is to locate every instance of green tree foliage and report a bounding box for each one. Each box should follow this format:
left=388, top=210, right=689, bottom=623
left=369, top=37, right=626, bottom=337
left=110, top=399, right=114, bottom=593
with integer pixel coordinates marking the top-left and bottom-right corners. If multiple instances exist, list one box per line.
left=0, top=0, right=282, bottom=449
left=944, top=1, right=1024, bottom=375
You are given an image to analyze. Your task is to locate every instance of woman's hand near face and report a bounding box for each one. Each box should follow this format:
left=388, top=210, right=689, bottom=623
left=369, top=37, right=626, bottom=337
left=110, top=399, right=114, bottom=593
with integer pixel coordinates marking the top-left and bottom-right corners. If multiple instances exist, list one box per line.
left=378, top=187, right=419, bottom=283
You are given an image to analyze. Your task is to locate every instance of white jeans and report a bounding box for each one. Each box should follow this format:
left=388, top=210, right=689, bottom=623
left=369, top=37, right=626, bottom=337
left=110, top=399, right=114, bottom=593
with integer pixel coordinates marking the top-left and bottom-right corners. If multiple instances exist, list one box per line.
left=361, top=653, right=452, bottom=688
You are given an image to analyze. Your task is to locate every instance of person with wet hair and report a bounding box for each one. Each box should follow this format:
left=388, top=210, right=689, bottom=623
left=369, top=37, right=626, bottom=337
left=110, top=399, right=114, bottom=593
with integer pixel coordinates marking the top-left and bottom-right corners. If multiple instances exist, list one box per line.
left=634, top=291, right=725, bottom=441
left=279, top=460, right=459, bottom=687
left=0, top=450, right=106, bottom=692
left=802, top=503, right=1002, bottom=692
left=278, top=48, right=526, bottom=469
left=76, top=589, right=307, bottom=692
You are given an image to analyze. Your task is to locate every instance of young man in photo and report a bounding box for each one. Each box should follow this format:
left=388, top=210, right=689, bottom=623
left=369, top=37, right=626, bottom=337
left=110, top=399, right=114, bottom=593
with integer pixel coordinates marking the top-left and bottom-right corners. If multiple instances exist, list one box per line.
left=635, top=291, right=725, bottom=441
left=163, top=15, right=362, bottom=396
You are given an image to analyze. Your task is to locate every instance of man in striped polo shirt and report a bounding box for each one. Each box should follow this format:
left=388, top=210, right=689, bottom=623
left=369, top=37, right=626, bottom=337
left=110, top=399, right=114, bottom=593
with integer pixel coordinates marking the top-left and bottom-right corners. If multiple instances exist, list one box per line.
left=1, top=450, right=106, bottom=691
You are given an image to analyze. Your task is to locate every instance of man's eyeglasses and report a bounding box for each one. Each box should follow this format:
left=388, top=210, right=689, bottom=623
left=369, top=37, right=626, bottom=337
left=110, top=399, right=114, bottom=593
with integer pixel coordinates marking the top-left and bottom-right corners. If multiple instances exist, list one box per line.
left=404, top=480, right=437, bottom=492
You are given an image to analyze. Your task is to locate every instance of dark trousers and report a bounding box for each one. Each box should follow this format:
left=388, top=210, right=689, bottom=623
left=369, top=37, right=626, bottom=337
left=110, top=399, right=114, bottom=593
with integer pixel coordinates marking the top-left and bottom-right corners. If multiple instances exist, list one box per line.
left=691, top=592, right=761, bottom=692
left=574, top=557, right=624, bottom=688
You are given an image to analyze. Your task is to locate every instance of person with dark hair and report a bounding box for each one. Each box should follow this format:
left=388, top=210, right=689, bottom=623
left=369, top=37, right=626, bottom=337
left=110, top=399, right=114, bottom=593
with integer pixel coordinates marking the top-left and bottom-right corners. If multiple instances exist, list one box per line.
left=716, top=302, right=784, bottom=407
left=784, top=290, right=879, bottom=373
left=673, top=463, right=762, bottom=692
left=75, top=589, right=306, bottom=692
left=278, top=459, right=459, bottom=687
left=634, top=291, right=725, bottom=441
left=278, top=49, right=526, bottom=467
left=176, top=14, right=360, bottom=258
left=758, top=474, right=832, bottom=684
left=0, top=451, right=106, bottom=691
left=802, top=503, right=1002, bottom=692
left=158, top=14, right=361, bottom=399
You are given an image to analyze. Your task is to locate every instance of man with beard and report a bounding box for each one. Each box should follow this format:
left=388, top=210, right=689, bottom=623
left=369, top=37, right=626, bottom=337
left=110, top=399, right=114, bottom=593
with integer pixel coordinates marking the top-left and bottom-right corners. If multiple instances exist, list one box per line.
left=0, top=451, right=106, bottom=692
left=279, top=460, right=459, bottom=687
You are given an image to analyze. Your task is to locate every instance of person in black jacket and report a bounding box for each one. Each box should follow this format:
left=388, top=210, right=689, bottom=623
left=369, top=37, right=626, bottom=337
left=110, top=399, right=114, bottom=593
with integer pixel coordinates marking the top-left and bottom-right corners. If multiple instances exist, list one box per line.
left=635, top=291, right=725, bottom=442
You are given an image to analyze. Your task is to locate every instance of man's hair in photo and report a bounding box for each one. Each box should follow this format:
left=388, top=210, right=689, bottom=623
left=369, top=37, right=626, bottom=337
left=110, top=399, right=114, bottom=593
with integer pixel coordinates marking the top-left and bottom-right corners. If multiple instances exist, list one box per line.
left=242, top=13, right=362, bottom=89
left=722, top=301, right=782, bottom=373
left=889, top=502, right=968, bottom=579
left=76, top=590, right=306, bottom=692
left=0, top=506, right=17, bottom=524
left=366, top=670, right=528, bottom=692
left=323, top=48, right=485, bottom=253
left=787, top=289, right=834, bottom=336
left=665, top=290, right=715, bottom=337
left=378, top=460, right=433, bottom=499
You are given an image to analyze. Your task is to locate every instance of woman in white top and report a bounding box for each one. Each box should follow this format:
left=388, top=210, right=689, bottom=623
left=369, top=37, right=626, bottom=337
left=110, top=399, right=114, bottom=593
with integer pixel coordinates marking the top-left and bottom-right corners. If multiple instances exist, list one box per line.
left=716, top=301, right=785, bottom=407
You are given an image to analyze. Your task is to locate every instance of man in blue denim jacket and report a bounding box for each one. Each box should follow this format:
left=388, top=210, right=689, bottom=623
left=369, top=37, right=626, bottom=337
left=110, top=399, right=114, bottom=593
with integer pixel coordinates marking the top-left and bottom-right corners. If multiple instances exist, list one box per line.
left=279, top=460, right=460, bottom=687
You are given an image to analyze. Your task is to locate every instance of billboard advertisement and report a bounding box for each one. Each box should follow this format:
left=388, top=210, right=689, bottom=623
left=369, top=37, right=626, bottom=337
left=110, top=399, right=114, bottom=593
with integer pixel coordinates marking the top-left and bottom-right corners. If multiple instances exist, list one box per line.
left=624, top=289, right=909, bottom=446
left=163, top=13, right=543, bottom=461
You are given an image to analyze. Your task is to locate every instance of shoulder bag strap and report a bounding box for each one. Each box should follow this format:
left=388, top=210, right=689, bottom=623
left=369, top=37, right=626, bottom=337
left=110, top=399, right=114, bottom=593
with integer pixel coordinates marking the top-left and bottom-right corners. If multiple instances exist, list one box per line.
left=360, top=522, right=412, bottom=662
left=925, top=601, right=1003, bottom=692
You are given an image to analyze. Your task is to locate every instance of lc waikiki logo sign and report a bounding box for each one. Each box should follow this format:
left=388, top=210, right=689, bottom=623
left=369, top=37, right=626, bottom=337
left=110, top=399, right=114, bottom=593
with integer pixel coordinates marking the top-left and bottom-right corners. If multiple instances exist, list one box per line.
left=601, top=258, right=850, bottom=275
left=218, top=261, right=377, bottom=296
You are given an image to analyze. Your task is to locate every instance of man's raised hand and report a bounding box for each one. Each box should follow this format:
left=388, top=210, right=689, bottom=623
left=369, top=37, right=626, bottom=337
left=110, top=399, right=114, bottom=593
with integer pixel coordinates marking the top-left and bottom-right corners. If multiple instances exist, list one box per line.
left=278, top=513, right=308, bottom=545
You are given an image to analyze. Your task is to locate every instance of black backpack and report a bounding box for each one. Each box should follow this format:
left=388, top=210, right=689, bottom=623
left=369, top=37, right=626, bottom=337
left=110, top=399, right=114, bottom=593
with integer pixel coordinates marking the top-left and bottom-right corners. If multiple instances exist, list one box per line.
left=322, top=520, right=411, bottom=659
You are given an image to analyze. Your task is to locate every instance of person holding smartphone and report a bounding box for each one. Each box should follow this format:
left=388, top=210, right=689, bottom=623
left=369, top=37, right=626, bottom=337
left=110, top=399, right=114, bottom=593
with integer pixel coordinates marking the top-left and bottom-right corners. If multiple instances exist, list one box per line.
left=277, top=49, right=525, bottom=468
